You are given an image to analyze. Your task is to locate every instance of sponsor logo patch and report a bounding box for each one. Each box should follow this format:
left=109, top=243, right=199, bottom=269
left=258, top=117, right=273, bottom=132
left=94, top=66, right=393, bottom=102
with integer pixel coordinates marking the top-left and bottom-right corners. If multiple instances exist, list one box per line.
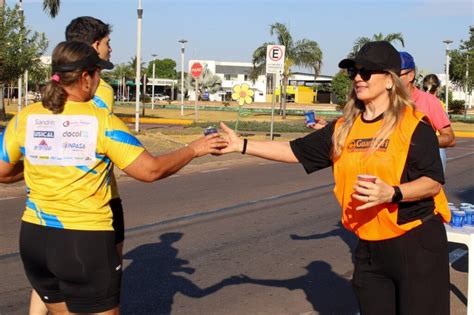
left=347, top=138, right=390, bottom=152
left=33, top=131, right=55, bottom=138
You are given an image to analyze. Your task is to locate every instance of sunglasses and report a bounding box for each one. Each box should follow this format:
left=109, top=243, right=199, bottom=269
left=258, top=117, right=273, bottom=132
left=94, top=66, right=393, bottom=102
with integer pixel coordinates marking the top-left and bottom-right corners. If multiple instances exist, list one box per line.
left=347, top=68, right=387, bottom=81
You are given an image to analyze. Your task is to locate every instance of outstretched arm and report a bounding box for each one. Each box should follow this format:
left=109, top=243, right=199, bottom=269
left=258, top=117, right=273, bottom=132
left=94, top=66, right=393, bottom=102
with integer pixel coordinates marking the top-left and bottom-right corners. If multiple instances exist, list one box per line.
left=219, top=122, right=299, bottom=163
left=122, top=133, right=228, bottom=182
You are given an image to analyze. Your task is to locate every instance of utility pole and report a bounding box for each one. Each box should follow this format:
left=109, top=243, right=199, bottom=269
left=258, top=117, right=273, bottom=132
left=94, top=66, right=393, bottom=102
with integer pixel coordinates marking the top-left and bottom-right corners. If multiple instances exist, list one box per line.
left=443, top=39, right=453, bottom=115
left=134, top=0, right=143, bottom=132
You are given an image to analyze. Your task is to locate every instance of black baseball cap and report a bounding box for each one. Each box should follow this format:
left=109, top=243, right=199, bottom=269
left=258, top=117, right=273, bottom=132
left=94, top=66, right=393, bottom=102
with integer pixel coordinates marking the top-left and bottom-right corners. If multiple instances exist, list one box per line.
left=339, top=41, right=401, bottom=74
left=52, top=49, right=114, bottom=73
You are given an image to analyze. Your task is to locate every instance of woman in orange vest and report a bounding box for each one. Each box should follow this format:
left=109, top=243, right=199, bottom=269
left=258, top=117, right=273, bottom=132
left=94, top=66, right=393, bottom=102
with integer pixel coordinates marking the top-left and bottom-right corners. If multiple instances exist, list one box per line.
left=219, top=41, right=450, bottom=314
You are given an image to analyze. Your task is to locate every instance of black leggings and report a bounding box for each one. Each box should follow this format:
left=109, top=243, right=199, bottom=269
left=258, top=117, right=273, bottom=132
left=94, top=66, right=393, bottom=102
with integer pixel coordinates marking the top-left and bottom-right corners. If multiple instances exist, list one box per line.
left=353, top=217, right=450, bottom=315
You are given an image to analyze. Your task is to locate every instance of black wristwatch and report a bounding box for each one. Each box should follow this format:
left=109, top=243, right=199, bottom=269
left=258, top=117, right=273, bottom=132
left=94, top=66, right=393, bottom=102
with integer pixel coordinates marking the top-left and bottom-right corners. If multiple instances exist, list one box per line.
left=391, top=186, right=403, bottom=203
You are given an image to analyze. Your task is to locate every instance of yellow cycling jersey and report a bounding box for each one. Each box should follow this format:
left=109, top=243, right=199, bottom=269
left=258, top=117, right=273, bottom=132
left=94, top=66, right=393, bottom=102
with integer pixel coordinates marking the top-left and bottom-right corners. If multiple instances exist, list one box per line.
left=94, top=78, right=115, bottom=112
left=93, top=78, right=120, bottom=199
left=0, top=100, right=144, bottom=231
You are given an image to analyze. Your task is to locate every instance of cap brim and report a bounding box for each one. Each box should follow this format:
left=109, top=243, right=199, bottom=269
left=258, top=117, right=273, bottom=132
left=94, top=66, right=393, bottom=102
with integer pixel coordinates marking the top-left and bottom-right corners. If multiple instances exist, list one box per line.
left=339, top=56, right=389, bottom=72
left=97, top=59, right=114, bottom=70
left=338, top=58, right=355, bottom=69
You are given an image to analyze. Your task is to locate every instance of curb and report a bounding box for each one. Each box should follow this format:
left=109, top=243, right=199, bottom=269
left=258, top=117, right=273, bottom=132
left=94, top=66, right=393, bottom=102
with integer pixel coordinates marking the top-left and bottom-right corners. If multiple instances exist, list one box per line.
left=455, top=131, right=474, bottom=138
left=120, top=117, right=193, bottom=125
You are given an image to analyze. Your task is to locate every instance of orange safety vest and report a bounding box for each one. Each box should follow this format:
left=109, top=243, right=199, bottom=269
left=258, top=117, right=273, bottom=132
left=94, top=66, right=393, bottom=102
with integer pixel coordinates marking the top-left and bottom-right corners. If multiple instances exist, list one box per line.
left=333, top=106, right=450, bottom=241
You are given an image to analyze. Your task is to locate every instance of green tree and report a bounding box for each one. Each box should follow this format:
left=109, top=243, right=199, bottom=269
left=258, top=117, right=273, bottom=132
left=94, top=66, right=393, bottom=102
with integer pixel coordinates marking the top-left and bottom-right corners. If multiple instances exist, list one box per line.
left=250, top=22, right=323, bottom=118
left=0, top=5, right=48, bottom=119
left=349, top=32, right=404, bottom=57
left=449, top=26, right=474, bottom=98
left=146, top=58, right=177, bottom=79
left=331, top=71, right=352, bottom=106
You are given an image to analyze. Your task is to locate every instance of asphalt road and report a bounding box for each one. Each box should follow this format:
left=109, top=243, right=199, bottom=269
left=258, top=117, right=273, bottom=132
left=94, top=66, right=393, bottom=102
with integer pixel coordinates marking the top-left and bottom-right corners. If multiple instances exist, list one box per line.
left=0, top=138, right=473, bottom=314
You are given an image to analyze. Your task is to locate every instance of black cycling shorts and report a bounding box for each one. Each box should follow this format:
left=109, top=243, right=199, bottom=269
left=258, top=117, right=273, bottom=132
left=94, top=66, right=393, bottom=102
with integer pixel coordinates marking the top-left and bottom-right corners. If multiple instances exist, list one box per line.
left=19, top=222, right=122, bottom=313
left=110, top=197, right=125, bottom=244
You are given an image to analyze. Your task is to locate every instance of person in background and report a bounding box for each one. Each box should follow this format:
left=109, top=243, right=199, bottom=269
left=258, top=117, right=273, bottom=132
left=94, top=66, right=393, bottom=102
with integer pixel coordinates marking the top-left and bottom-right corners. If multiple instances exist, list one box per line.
left=0, top=41, right=226, bottom=314
left=219, top=41, right=451, bottom=314
left=423, top=73, right=444, bottom=108
left=399, top=52, right=455, bottom=172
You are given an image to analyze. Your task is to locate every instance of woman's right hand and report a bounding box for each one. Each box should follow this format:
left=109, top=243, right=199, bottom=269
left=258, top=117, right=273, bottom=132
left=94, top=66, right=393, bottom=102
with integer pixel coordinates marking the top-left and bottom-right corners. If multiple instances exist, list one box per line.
left=306, top=117, right=328, bottom=130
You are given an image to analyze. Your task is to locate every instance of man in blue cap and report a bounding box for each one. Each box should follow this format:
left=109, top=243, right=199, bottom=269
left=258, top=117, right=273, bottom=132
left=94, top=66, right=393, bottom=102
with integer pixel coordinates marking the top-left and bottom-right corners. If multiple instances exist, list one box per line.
left=399, top=51, right=455, bottom=171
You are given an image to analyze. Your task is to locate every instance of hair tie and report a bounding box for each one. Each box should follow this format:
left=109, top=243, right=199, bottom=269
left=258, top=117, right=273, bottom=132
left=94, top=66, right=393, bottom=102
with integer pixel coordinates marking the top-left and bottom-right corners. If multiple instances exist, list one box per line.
left=51, top=74, right=60, bottom=82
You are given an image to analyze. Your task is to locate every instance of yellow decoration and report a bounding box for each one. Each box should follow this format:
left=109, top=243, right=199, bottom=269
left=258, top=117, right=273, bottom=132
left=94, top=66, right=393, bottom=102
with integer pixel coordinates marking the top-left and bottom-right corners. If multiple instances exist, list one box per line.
left=231, top=83, right=254, bottom=106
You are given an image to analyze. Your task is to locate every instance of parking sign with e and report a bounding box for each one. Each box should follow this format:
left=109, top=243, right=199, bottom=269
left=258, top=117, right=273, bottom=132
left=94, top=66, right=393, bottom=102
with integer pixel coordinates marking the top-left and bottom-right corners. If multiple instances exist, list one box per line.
left=266, top=45, right=285, bottom=74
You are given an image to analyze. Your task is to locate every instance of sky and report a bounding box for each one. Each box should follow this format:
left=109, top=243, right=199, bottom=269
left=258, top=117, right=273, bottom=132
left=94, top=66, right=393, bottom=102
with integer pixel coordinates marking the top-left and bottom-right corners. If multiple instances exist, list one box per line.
left=5, top=0, right=473, bottom=76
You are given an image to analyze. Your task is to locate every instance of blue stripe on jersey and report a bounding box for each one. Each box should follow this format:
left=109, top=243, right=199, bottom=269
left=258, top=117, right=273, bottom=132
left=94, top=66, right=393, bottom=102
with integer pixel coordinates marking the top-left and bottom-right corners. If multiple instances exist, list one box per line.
left=0, top=130, right=10, bottom=163
left=92, top=96, right=109, bottom=110
left=26, top=198, right=64, bottom=228
left=75, top=165, right=98, bottom=175
left=96, top=153, right=111, bottom=164
left=105, top=130, right=143, bottom=147
left=20, top=147, right=25, bottom=155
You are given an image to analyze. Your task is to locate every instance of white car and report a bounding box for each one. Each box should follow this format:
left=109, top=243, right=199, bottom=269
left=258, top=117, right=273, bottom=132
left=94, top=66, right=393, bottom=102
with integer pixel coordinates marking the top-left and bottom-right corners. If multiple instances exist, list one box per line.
left=154, top=93, right=170, bottom=101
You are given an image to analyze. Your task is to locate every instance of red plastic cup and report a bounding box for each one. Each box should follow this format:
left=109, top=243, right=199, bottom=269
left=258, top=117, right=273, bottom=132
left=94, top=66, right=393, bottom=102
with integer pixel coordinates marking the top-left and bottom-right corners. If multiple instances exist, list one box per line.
left=357, top=174, right=376, bottom=183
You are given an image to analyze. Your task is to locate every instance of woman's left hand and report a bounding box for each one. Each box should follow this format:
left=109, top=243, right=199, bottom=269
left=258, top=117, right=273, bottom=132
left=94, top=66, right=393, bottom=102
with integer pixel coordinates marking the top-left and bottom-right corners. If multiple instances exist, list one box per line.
left=353, top=177, right=394, bottom=210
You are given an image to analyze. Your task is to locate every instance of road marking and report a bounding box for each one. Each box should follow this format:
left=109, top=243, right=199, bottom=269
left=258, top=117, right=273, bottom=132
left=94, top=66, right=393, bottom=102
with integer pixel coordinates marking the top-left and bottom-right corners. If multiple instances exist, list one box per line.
left=447, top=152, right=474, bottom=162
left=169, top=174, right=181, bottom=178
left=200, top=168, right=229, bottom=173
left=125, top=182, right=335, bottom=235
left=0, top=197, right=18, bottom=201
left=449, top=248, right=468, bottom=265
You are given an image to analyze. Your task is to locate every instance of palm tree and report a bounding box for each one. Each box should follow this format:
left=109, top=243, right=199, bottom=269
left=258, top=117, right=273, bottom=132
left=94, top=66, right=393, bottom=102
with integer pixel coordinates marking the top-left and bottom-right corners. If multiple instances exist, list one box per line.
left=251, top=22, right=323, bottom=118
left=185, top=67, right=222, bottom=100
left=42, top=0, right=60, bottom=17
left=0, top=0, right=60, bottom=17
left=349, top=32, right=404, bottom=57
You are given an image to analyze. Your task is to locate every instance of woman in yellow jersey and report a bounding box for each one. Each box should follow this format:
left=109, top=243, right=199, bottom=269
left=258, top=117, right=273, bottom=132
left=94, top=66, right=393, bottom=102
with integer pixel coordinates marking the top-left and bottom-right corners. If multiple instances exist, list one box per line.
left=219, top=41, right=450, bottom=314
left=0, top=41, right=227, bottom=314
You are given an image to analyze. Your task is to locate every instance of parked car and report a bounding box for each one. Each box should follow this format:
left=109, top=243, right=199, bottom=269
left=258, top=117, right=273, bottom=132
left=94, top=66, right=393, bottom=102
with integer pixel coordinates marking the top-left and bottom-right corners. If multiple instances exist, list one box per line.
left=154, top=93, right=170, bottom=101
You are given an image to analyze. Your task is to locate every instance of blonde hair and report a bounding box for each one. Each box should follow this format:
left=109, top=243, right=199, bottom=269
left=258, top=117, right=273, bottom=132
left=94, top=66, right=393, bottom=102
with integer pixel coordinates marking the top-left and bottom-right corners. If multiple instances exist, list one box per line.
left=332, top=71, right=416, bottom=159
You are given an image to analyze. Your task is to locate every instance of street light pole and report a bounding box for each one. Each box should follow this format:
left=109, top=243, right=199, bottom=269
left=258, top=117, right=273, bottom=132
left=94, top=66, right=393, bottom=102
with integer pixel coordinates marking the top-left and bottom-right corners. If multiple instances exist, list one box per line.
left=178, top=39, right=187, bottom=116
left=17, top=0, right=23, bottom=113
left=443, top=39, right=453, bottom=115
left=134, top=0, right=143, bottom=132
left=151, top=54, right=157, bottom=110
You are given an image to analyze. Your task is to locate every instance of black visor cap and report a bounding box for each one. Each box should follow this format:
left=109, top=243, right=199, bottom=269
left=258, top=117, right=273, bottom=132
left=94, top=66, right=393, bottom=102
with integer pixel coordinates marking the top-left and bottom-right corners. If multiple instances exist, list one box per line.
left=338, top=41, right=401, bottom=74
left=52, top=53, right=114, bottom=73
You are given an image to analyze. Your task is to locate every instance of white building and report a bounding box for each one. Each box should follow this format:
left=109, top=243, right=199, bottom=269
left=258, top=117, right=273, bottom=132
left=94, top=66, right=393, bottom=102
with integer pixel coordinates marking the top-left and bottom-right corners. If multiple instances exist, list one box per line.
left=438, top=73, right=473, bottom=109
left=188, top=60, right=267, bottom=102
left=187, top=60, right=334, bottom=103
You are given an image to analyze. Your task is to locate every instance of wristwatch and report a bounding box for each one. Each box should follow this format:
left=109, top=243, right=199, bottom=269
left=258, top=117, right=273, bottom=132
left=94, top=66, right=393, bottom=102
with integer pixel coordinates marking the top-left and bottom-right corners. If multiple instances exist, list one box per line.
left=391, top=186, right=403, bottom=203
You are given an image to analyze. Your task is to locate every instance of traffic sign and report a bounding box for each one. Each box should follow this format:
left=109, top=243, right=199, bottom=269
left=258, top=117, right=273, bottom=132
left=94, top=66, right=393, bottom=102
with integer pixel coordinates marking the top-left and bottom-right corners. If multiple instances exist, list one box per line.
left=191, top=62, right=203, bottom=78
left=266, top=45, right=285, bottom=74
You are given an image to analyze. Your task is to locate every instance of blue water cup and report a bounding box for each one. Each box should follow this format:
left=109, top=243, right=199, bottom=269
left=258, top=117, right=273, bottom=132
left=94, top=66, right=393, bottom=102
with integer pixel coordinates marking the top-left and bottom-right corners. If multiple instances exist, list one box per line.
left=304, top=111, right=316, bottom=127
left=464, top=209, right=474, bottom=226
left=451, top=210, right=465, bottom=228
left=203, top=126, right=218, bottom=136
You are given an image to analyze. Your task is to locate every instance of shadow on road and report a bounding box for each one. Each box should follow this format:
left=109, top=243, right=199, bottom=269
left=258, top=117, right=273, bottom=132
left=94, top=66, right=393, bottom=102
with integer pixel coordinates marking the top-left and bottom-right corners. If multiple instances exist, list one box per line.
left=233, top=260, right=358, bottom=315
left=121, top=232, right=240, bottom=314
left=290, top=221, right=358, bottom=263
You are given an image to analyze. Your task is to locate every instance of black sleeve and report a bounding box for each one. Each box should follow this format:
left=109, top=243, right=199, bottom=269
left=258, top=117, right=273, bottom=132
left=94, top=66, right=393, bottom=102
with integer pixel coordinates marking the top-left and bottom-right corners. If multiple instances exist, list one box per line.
left=403, top=121, right=444, bottom=185
left=289, top=121, right=334, bottom=174
left=398, top=121, right=445, bottom=224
